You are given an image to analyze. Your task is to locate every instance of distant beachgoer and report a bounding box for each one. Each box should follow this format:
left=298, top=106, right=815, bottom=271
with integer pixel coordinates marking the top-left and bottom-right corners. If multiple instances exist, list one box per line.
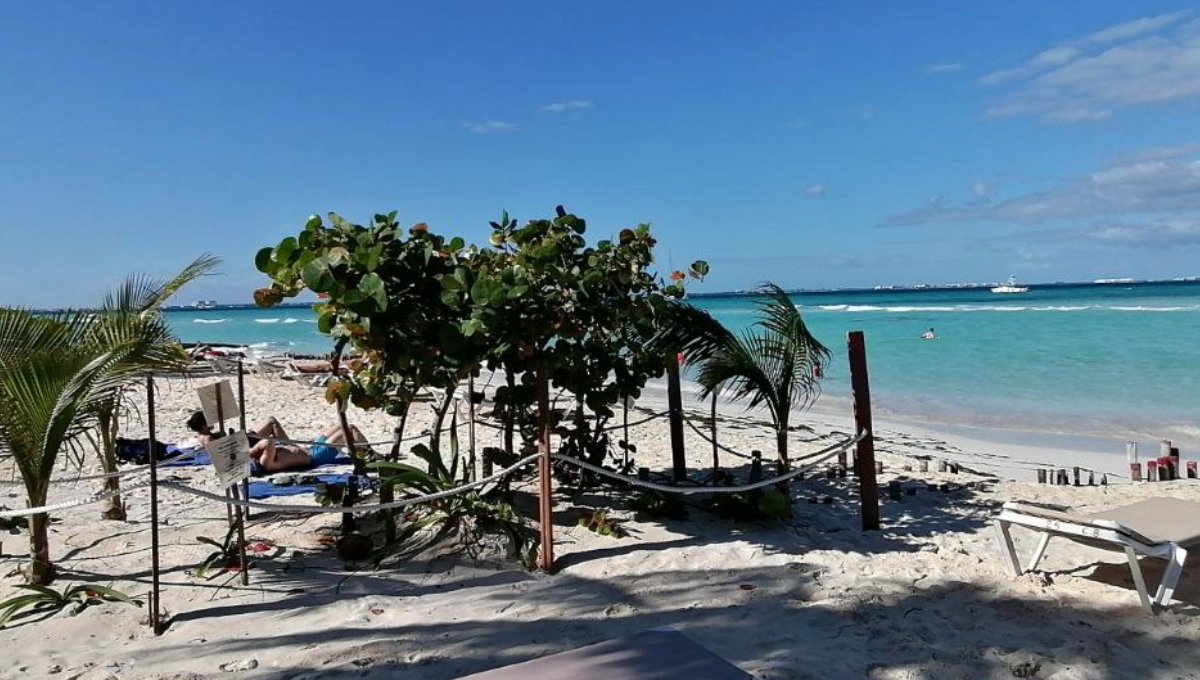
left=921, top=328, right=937, bottom=340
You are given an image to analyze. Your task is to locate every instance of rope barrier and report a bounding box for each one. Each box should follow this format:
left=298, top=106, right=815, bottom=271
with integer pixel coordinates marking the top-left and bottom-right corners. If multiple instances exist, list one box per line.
left=0, top=479, right=156, bottom=518
left=155, top=453, right=544, bottom=514
left=550, top=430, right=866, bottom=495
left=0, top=431, right=867, bottom=519
left=0, top=448, right=217, bottom=487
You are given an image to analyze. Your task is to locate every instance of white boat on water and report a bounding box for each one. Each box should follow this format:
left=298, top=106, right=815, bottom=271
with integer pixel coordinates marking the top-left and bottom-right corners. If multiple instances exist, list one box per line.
left=990, top=276, right=1028, bottom=294
left=192, top=300, right=218, bottom=309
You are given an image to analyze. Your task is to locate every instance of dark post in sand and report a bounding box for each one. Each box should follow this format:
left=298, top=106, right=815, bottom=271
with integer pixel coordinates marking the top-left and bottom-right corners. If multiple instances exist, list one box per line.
left=666, top=352, right=687, bottom=483
left=537, top=366, right=555, bottom=572
left=146, top=373, right=163, bottom=635
left=847, top=331, right=880, bottom=531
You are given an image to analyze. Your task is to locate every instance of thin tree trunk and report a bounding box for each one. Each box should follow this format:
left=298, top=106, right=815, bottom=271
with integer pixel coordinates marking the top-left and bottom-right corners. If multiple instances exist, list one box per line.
left=775, top=427, right=791, bottom=500
left=503, top=372, right=515, bottom=457
left=27, top=507, right=54, bottom=585
left=98, top=411, right=126, bottom=520
left=430, top=385, right=457, bottom=458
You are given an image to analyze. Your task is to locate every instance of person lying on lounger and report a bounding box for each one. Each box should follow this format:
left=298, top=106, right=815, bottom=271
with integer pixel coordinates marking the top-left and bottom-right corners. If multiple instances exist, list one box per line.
left=186, top=410, right=288, bottom=447
left=249, top=423, right=371, bottom=472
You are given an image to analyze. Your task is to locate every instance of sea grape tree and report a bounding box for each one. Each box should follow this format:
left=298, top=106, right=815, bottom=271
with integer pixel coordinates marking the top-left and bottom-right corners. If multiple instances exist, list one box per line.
left=254, top=207, right=708, bottom=469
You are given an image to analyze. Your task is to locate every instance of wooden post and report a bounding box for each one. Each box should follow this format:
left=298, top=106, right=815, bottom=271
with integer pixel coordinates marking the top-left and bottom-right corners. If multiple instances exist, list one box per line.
left=665, top=352, right=687, bottom=483
left=1072, top=467, right=1081, bottom=487
left=710, top=392, right=719, bottom=472
left=537, top=367, right=554, bottom=572
left=847, top=331, right=880, bottom=531
left=467, top=376, right=477, bottom=483
left=216, top=389, right=233, bottom=525
left=236, top=361, right=250, bottom=520
left=1036, top=469, right=1047, bottom=484
left=146, top=374, right=163, bottom=635
left=622, top=398, right=630, bottom=469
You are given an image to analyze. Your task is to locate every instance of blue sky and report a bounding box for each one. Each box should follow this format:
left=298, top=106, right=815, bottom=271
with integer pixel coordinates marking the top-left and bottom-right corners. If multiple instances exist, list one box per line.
left=3, top=2, right=1200, bottom=307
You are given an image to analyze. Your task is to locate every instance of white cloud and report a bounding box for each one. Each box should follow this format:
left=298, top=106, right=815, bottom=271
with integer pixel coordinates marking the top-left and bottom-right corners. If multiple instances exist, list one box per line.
left=543, top=100, right=594, bottom=113
left=925, top=62, right=965, bottom=73
left=1082, top=218, right=1200, bottom=247
left=1081, top=11, right=1191, bottom=45
left=464, top=120, right=518, bottom=134
left=979, top=12, right=1200, bottom=121
left=971, top=181, right=991, bottom=201
left=805, top=184, right=827, bottom=197
left=885, top=148, right=1200, bottom=227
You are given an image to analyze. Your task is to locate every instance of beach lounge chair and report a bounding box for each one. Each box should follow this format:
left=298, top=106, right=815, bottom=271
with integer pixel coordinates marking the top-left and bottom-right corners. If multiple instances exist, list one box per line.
left=455, top=627, right=750, bottom=680
left=994, top=498, right=1200, bottom=614
left=282, top=360, right=335, bottom=387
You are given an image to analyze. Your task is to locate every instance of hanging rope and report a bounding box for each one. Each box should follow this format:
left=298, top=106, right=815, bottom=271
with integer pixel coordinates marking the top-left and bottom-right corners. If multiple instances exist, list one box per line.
left=0, top=431, right=868, bottom=518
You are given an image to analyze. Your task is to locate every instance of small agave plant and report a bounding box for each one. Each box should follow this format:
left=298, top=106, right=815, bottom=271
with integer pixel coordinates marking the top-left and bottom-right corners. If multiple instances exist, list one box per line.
left=0, top=583, right=142, bottom=628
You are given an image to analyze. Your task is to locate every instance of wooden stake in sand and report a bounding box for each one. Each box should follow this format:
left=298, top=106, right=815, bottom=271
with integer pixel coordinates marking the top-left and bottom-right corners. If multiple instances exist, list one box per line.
left=146, top=374, right=163, bottom=635
left=537, top=367, right=555, bottom=573
left=847, top=331, right=880, bottom=532
left=666, top=352, right=686, bottom=483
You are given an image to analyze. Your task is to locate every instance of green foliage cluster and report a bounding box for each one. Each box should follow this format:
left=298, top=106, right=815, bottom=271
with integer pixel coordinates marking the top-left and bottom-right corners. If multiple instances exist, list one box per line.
left=576, top=508, right=628, bottom=538
left=253, top=206, right=709, bottom=563
left=0, top=583, right=142, bottom=629
left=370, top=442, right=535, bottom=565
left=191, top=524, right=243, bottom=580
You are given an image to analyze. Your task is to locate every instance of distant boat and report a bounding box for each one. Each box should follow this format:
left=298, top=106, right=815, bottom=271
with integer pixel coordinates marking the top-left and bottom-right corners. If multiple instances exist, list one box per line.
left=990, top=276, right=1029, bottom=294
left=192, top=300, right=218, bottom=309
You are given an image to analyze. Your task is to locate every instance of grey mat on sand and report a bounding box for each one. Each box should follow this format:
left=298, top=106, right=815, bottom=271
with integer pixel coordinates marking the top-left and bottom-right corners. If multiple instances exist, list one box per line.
left=456, top=628, right=751, bottom=680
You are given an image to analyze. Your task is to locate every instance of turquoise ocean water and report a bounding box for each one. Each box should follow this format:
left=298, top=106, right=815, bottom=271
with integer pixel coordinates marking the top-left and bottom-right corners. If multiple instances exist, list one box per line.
left=164, top=281, right=1200, bottom=446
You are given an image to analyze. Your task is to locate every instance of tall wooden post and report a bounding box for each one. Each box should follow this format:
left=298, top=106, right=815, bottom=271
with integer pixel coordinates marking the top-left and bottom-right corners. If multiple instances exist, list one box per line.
left=467, top=375, right=477, bottom=482
left=146, top=374, right=163, bottom=635
left=710, top=392, right=719, bottom=472
left=537, top=367, right=555, bottom=572
left=236, top=361, right=250, bottom=520
left=666, top=352, right=687, bottom=482
left=847, top=331, right=880, bottom=531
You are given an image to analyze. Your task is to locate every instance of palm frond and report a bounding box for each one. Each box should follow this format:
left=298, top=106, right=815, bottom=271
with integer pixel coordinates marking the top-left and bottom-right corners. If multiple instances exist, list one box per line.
left=100, top=254, right=220, bottom=314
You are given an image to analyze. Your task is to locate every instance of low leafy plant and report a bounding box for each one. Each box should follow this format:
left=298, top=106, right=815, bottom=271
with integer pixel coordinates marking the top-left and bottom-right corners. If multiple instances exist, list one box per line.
left=0, top=583, right=142, bottom=628
left=704, top=487, right=793, bottom=521
left=576, top=508, right=628, bottom=538
left=192, top=524, right=244, bottom=579
left=629, top=490, right=689, bottom=521
left=370, top=441, right=534, bottom=565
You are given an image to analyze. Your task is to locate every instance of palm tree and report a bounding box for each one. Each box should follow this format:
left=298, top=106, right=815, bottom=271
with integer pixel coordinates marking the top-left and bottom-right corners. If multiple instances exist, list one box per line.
left=0, top=310, right=144, bottom=583
left=0, top=255, right=219, bottom=582
left=87, top=254, right=220, bottom=519
left=656, top=282, right=830, bottom=473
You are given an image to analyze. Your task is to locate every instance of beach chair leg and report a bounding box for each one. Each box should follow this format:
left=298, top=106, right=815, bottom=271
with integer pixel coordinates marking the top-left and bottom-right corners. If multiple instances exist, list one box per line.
left=1154, top=546, right=1187, bottom=606
left=1124, top=546, right=1155, bottom=614
left=993, top=520, right=1023, bottom=576
left=1025, top=533, right=1052, bottom=573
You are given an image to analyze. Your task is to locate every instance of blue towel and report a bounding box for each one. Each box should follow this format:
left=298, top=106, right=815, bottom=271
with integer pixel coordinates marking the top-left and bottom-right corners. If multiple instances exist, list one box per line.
left=247, top=472, right=371, bottom=499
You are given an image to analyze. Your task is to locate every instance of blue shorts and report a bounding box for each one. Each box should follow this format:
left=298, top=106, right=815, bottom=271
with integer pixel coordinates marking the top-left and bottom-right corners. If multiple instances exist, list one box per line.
left=309, top=436, right=340, bottom=466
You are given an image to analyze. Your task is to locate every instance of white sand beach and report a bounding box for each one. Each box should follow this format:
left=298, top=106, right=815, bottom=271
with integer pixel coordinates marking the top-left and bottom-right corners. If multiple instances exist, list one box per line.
left=3, top=373, right=1200, bottom=680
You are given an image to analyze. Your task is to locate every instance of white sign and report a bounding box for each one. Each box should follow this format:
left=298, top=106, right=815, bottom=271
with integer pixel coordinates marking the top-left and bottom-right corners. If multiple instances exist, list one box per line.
left=197, top=381, right=239, bottom=429
left=207, top=431, right=251, bottom=488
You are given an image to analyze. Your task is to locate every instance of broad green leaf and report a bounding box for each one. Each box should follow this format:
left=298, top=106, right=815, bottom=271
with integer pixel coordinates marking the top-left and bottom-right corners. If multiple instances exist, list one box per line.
left=359, top=272, right=388, bottom=311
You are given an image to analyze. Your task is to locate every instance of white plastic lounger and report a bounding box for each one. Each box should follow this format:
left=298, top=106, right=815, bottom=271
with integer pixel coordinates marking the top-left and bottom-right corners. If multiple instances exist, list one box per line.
left=455, top=628, right=750, bottom=680
left=994, top=498, right=1200, bottom=614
